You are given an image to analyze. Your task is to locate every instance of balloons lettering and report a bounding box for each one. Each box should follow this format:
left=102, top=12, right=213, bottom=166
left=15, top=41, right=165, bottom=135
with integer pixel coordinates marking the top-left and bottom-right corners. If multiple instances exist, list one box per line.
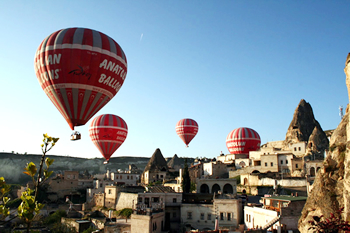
left=226, top=127, right=261, bottom=155
left=34, top=27, right=127, bottom=130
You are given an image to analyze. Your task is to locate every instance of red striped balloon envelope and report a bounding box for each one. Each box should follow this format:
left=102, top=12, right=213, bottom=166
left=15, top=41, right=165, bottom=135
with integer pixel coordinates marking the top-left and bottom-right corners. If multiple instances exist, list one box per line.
left=34, top=27, right=127, bottom=130
left=89, top=114, right=128, bottom=161
left=175, top=118, right=198, bottom=147
left=226, top=127, right=261, bottom=155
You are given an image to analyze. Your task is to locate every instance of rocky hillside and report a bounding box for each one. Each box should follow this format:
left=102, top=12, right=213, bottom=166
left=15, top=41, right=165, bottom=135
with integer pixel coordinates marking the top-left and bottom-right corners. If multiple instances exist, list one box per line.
left=298, top=54, right=350, bottom=232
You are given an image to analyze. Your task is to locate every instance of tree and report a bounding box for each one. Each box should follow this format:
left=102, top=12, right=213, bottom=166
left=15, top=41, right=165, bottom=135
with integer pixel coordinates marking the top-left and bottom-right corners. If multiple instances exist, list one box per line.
left=182, top=158, right=191, bottom=193
left=115, top=208, right=133, bottom=222
left=18, top=133, right=58, bottom=233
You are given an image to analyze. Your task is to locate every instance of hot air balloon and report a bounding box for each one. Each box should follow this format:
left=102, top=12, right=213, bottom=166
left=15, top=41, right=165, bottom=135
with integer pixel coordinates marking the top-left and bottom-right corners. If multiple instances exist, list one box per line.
left=89, top=114, right=128, bottom=163
left=176, top=118, right=198, bottom=147
left=34, top=27, right=127, bottom=139
left=226, top=127, right=261, bottom=155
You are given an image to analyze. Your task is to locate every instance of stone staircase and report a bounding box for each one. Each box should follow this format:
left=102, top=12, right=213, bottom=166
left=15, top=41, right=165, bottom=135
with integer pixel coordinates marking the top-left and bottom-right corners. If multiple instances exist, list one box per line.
left=262, top=216, right=280, bottom=230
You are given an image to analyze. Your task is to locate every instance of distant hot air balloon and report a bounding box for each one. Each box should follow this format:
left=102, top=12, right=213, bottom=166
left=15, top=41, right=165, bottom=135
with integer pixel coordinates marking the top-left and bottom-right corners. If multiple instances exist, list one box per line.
left=226, top=127, right=261, bottom=155
left=176, top=118, right=198, bottom=147
left=34, top=27, right=127, bottom=137
left=89, top=114, right=128, bottom=163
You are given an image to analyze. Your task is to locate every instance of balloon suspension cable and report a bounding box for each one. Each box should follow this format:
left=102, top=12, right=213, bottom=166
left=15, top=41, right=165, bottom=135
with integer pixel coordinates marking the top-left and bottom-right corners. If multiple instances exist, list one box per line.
left=70, top=131, right=81, bottom=141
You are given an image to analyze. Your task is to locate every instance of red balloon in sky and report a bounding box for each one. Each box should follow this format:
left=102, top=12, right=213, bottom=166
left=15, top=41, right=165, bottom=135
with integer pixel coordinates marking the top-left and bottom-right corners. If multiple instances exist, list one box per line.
left=176, top=118, right=199, bottom=147
left=34, top=27, right=127, bottom=130
left=89, top=114, right=128, bottom=161
left=226, top=127, right=261, bottom=155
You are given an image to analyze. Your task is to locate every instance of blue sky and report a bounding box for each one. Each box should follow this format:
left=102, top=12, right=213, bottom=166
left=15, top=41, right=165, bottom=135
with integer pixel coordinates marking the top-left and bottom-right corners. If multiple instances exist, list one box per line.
left=0, top=1, right=349, bottom=159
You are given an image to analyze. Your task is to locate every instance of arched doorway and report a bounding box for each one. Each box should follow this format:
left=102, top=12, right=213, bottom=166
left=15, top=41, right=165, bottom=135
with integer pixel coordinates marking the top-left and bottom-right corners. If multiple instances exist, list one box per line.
left=243, top=178, right=248, bottom=185
left=200, top=184, right=210, bottom=193
left=212, top=184, right=221, bottom=194
left=310, top=167, right=316, bottom=177
left=223, top=184, right=233, bottom=194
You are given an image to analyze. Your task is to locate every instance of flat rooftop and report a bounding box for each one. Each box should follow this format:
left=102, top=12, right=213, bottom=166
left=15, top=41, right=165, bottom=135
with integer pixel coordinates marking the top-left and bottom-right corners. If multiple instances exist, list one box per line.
left=262, top=195, right=307, bottom=201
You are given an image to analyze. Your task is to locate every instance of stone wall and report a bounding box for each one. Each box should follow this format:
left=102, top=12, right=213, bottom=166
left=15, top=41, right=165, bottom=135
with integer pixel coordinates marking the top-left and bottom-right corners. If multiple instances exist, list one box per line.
left=116, top=192, right=138, bottom=210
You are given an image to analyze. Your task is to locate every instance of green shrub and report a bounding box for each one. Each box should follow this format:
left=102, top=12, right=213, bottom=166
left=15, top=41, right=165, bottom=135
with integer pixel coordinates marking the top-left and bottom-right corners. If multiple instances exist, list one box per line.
left=44, top=209, right=67, bottom=225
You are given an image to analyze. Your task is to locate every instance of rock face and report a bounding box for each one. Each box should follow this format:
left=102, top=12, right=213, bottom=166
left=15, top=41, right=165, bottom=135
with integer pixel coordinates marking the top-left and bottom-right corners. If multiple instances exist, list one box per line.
left=285, top=99, right=329, bottom=157
left=298, top=107, right=349, bottom=232
left=298, top=54, right=350, bottom=232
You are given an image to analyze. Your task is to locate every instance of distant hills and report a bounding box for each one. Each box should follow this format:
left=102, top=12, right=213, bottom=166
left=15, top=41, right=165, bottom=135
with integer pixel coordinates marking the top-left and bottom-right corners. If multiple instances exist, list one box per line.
left=0, top=152, right=150, bottom=185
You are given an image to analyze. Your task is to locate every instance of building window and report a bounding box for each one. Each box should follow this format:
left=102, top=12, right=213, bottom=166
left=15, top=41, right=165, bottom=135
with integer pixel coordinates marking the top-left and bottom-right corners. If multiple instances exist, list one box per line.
left=120, top=175, right=122, bottom=179
left=200, top=213, right=204, bottom=220
left=100, top=183, right=102, bottom=188
left=127, top=176, right=129, bottom=179
left=173, top=198, right=177, bottom=203
left=131, top=176, right=133, bottom=179
left=116, top=176, right=118, bottom=179
left=227, top=213, right=232, bottom=221
left=294, top=147, right=297, bottom=151
left=138, top=197, right=142, bottom=203
left=187, top=212, right=192, bottom=220
left=108, top=189, right=112, bottom=194
left=265, top=162, right=268, bottom=167
left=281, top=160, right=283, bottom=164
left=296, top=164, right=299, bottom=168
left=220, top=212, right=224, bottom=220
left=271, top=162, right=273, bottom=167
left=286, top=160, right=288, bottom=164
left=173, top=212, right=176, bottom=218
left=208, top=213, right=212, bottom=220
left=299, top=147, right=301, bottom=151
left=249, top=214, right=251, bottom=222
left=152, top=197, right=159, bottom=203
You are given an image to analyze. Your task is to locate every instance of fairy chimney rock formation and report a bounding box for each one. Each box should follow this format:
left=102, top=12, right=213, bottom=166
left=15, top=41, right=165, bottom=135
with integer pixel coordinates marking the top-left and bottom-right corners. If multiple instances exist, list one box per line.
left=285, top=99, right=328, bottom=156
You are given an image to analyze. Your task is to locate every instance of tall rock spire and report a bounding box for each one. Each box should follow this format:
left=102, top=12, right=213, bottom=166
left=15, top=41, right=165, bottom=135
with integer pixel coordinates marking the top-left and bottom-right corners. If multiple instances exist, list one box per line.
left=284, top=99, right=328, bottom=155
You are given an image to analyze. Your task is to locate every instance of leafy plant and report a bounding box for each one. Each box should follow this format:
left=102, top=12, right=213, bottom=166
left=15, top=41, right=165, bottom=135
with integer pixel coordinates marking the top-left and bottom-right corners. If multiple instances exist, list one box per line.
left=308, top=207, right=350, bottom=232
left=43, top=209, right=67, bottom=225
left=0, top=177, right=11, bottom=220
left=115, top=208, right=133, bottom=222
left=18, top=134, right=58, bottom=232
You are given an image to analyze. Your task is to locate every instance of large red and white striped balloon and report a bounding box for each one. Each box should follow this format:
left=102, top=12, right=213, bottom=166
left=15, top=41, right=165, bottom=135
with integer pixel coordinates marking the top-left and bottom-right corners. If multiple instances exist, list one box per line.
left=226, top=127, right=261, bottom=155
left=89, top=114, right=128, bottom=161
left=34, top=27, right=127, bottom=130
left=176, top=118, right=199, bottom=147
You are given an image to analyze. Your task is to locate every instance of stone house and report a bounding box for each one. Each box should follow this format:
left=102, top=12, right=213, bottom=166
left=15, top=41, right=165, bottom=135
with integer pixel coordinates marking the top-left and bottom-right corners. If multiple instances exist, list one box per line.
left=141, top=148, right=169, bottom=185
left=189, top=163, right=203, bottom=183
left=48, top=170, right=93, bottom=200
left=181, top=193, right=242, bottom=231
left=136, top=186, right=182, bottom=233
left=202, top=160, right=229, bottom=178
left=197, top=178, right=237, bottom=195
left=244, top=194, right=307, bottom=231
left=87, top=170, right=140, bottom=203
